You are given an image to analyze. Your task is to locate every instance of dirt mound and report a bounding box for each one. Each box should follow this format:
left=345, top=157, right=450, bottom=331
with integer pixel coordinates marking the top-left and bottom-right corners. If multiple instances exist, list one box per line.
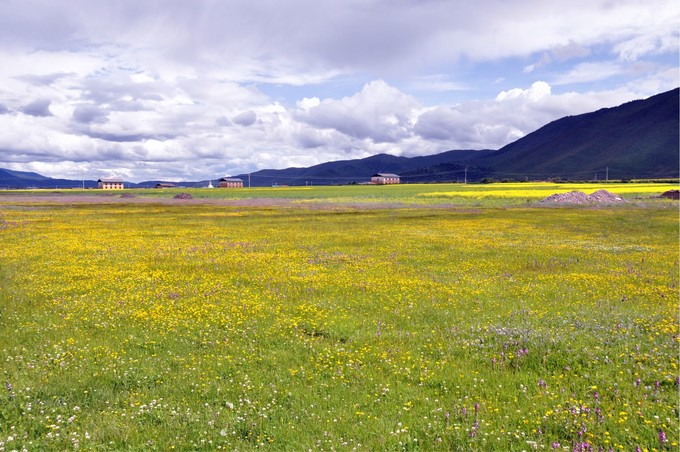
left=660, top=190, right=679, bottom=200
left=541, top=189, right=626, bottom=205
left=173, top=193, right=193, bottom=199
left=541, top=191, right=590, bottom=204
left=587, top=189, right=625, bottom=203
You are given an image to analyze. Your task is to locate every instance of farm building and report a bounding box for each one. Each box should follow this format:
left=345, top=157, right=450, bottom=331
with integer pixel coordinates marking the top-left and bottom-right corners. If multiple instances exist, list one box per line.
left=97, top=178, right=124, bottom=190
left=219, top=177, right=244, bottom=188
left=155, top=183, right=175, bottom=189
left=371, top=173, right=400, bottom=184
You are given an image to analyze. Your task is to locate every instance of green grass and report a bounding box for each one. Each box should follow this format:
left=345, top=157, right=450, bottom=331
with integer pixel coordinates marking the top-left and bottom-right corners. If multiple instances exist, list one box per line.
left=4, top=181, right=678, bottom=207
left=0, top=184, right=677, bottom=450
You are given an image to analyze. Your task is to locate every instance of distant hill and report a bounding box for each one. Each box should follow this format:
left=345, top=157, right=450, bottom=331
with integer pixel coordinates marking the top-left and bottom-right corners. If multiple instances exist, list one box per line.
left=1, top=88, right=677, bottom=188
left=232, top=150, right=493, bottom=186
left=234, top=88, right=679, bottom=185
left=0, top=168, right=99, bottom=189
left=473, top=88, right=679, bottom=180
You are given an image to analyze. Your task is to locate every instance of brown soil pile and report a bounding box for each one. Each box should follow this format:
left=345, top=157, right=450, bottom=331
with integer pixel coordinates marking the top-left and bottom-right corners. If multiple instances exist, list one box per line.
left=587, top=189, right=625, bottom=203
left=541, top=189, right=626, bottom=205
left=659, top=190, right=679, bottom=200
left=541, top=191, right=590, bottom=204
left=173, top=193, right=193, bottom=199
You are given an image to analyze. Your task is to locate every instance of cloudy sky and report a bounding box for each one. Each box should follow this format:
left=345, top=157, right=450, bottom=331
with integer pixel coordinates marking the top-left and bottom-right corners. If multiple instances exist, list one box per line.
left=0, top=0, right=678, bottom=182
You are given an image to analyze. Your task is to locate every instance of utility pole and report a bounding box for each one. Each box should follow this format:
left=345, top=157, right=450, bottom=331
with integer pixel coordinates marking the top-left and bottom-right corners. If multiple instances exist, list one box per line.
left=248, top=173, right=251, bottom=188
left=605, top=167, right=609, bottom=182
left=464, top=166, right=468, bottom=184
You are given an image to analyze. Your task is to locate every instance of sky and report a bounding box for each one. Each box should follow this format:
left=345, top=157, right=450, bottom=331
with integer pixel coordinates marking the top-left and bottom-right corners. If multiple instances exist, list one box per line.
left=0, top=0, right=678, bottom=183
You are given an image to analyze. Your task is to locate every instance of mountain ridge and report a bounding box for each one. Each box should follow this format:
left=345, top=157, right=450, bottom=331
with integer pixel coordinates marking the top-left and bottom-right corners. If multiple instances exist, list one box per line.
left=475, top=88, right=679, bottom=180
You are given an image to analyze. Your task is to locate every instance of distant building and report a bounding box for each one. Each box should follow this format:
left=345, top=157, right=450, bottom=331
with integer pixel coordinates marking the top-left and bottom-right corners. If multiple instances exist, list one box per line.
left=97, top=178, right=124, bottom=189
left=154, top=183, right=175, bottom=189
left=219, top=177, right=244, bottom=188
left=371, top=173, right=400, bottom=185
left=207, top=180, right=214, bottom=188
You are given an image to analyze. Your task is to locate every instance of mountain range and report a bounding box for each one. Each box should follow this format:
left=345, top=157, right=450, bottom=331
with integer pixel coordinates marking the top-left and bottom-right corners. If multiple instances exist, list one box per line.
left=1, top=88, right=677, bottom=189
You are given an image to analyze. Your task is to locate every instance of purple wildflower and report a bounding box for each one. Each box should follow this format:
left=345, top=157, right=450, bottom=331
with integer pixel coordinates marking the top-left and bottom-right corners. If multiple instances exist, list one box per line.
left=573, top=441, right=592, bottom=451
left=595, top=407, right=604, bottom=423
left=551, top=442, right=560, bottom=449
left=659, top=430, right=667, bottom=447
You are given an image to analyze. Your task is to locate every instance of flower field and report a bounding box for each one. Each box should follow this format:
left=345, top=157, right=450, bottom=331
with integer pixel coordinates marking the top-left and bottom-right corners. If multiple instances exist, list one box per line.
left=0, top=185, right=677, bottom=450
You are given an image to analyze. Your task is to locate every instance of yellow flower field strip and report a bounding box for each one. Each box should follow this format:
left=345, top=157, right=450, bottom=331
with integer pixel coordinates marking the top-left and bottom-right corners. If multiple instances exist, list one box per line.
left=418, top=183, right=678, bottom=199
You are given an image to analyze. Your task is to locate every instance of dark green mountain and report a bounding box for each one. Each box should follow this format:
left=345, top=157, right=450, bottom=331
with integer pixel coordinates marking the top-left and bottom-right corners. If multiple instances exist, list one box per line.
left=474, top=88, right=679, bottom=180
left=234, top=88, right=678, bottom=185
left=233, top=150, right=492, bottom=186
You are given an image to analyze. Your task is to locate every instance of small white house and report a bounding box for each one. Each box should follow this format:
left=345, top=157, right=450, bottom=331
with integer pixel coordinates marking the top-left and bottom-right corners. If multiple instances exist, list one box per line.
left=371, top=173, right=400, bottom=185
left=97, top=178, right=124, bottom=189
left=219, top=177, right=244, bottom=188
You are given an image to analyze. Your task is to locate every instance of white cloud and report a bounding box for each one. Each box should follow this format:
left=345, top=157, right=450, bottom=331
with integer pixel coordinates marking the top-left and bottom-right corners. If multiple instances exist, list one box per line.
left=21, top=98, right=53, bottom=117
left=0, top=0, right=676, bottom=181
left=413, top=81, right=649, bottom=150
left=495, top=82, right=552, bottom=102
left=296, top=97, right=320, bottom=111
left=296, top=80, right=421, bottom=144
left=232, top=110, right=257, bottom=127
left=551, top=62, right=626, bottom=85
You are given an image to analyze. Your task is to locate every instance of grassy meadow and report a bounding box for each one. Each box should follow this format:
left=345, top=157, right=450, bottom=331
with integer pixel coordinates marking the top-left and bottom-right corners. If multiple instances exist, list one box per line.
left=0, top=183, right=678, bottom=450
